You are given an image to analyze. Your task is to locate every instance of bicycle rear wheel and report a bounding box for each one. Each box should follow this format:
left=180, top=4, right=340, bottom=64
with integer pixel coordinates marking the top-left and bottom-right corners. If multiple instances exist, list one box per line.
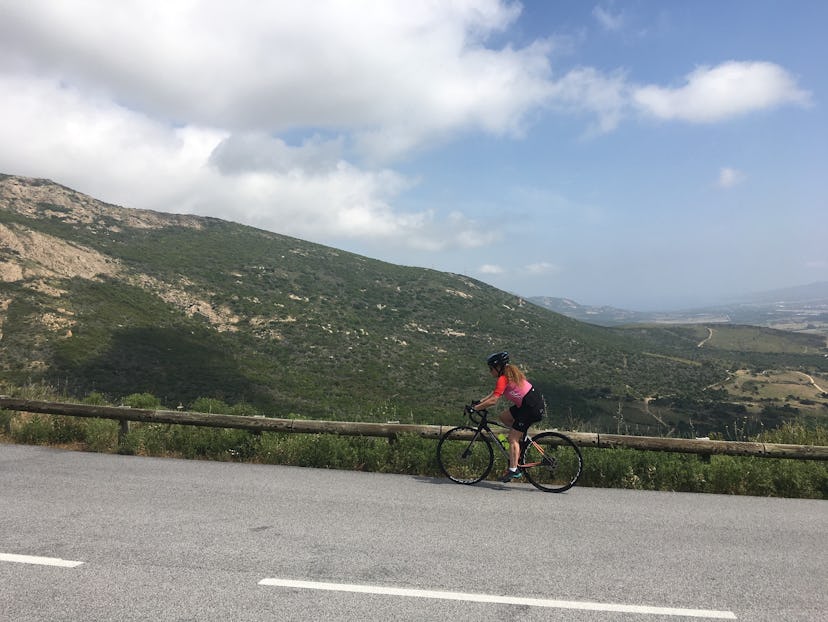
left=437, top=426, right=494, bottom=484
left=520, top=431, right=583, bottom=492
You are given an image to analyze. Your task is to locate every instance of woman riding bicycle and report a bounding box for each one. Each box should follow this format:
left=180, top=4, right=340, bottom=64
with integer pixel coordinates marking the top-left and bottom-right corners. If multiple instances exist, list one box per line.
left=472, top=351, right=545, bottom=483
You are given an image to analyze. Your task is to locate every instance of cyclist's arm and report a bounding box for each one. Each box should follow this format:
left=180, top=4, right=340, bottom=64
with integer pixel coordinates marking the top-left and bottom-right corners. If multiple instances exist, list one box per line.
left=475, top=376, right=507, bottom=410
left=474, top=391, right=500, bottom=410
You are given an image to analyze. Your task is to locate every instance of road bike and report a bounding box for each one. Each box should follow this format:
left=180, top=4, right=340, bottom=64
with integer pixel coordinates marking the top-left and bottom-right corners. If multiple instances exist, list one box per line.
left=437, top=405, right=583, bottom=492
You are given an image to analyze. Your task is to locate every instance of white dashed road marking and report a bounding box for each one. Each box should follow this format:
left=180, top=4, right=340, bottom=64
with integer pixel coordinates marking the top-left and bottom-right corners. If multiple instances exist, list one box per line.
left=0, top=553, right=84, bottom=568
left=259, top=577, right=737, bottom=619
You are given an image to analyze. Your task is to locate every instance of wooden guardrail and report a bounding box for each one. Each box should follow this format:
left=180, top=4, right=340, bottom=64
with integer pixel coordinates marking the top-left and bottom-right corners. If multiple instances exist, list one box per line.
left=2, top=397, right=827, bottom=461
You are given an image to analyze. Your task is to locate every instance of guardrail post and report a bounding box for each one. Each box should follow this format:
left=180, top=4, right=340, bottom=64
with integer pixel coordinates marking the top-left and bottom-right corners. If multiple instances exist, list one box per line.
left=118, top=419, right=129, bottom=443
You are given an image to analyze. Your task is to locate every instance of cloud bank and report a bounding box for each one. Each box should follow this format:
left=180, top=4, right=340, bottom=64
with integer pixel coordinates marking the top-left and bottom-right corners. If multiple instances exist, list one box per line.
left=0, top=1, right=812, bottom=255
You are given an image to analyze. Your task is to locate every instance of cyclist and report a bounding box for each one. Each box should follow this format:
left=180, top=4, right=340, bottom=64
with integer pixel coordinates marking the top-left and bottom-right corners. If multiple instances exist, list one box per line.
left=472, top=351, right=545, bottom=483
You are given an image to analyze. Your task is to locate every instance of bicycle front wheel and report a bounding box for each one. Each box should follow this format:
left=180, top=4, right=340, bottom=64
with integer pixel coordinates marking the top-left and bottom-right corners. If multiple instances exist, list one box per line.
left=521, top=431, right=583, bottom=492
left=437, top=426, right=494, bottom=484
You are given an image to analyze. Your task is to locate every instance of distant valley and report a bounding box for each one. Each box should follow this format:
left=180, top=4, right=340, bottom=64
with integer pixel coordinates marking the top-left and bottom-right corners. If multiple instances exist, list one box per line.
left=531, top=282, right=828, bottom=335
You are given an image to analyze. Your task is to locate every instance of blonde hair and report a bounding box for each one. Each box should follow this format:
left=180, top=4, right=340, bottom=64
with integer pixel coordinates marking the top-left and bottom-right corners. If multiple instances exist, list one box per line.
left=503, top=364, right=526, bottom=385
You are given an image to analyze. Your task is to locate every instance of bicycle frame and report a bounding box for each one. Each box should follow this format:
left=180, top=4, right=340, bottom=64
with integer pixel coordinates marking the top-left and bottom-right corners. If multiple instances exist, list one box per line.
left=467, top=411, right=544, bottom=467
left=470, top=423, right=509, bottom=461
left=518, top=435, right=551, bottom=468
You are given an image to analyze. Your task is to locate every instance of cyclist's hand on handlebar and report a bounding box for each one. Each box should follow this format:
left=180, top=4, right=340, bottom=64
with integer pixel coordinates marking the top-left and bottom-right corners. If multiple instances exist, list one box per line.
left=466, top=400, right=485, bottom=415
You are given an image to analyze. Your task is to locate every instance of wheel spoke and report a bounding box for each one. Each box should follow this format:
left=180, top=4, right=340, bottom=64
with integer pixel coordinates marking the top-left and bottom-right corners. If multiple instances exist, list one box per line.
left=521, top=432, right=583, bottom=492
left=437, top=427, right=493, bottom=484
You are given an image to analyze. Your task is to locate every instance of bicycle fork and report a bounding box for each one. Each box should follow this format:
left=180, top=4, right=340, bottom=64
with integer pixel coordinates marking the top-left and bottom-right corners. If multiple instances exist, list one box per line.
left=461, top=428, right=487, bottom=460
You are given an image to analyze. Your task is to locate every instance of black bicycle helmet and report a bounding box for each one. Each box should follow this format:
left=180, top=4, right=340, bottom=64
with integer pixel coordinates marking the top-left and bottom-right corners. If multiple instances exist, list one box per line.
left=486, top=351, right=509, bottom=369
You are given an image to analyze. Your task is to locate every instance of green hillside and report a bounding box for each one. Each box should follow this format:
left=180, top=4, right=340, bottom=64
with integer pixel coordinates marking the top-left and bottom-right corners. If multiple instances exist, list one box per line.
left=1, top=175, right=826, bottom=433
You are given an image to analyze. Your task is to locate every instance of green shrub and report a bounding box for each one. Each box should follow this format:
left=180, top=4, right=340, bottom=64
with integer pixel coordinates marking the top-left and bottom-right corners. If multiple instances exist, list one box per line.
left=0, top=409, right=13, bottom=435
left=84, top=418, right=118, bottom=452
left=385, top=434, right=440, bottom=475
left=51, top=415, right=87, bottom=444
left=13, top=414, right=53, bottom=445
left=580, top=447, right=634, bottom=488
left=190, top=397, right=231, bottom=414
left=576, top=446, right=826, bottom=498
left=170, top=426, right=258, bottom=460
left=759, top=421, right=828, bottom=445
left=83, top=392, right=108, bottom=405
left=124, top=423, right=170, bottom=456
left=229, top=403, right=261, bottom=417
left=117, top=426, right=141, bottom=455
left=122, top=393, right=161, bottom=409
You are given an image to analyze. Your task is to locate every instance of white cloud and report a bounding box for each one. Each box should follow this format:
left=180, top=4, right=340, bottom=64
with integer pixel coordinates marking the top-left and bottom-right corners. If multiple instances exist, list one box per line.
left=593, top=6, right=625, bottom=32
left=525, top=262, right=560, bottom=275
left=541, top=59, right=810, bottom=136
left=204, top=165, right=420, bottom=239
left=0, top=73, right=227, bottom=208
left=717, top=167, right=746, bottom=189
left=209, top=134, right=345, bottom=176
left=633, top=61, right=811, bottom=123
left=479, top=264, right=505, bottom=275
left=0, top=0, right=552, bottom=163
left=352, top=38, right=557, bottom=161
left=548, top=67, right=630, bottom=134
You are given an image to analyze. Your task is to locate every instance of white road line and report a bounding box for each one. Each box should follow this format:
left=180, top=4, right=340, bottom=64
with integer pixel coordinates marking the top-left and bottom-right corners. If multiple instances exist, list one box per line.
left=0, top=553, right=84, bottom=568
left=259, top=578, right=737, bottom=619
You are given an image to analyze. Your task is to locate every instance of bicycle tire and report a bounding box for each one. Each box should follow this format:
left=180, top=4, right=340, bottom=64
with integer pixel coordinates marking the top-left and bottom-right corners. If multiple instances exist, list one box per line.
left=437, top=426, right=494, bottom=484
left=520, top=431, right=583, bottom=492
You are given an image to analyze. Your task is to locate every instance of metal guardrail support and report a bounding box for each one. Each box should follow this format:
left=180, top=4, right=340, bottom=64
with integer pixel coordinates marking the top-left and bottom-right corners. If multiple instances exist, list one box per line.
left=1, top=397, right=827, bottom=461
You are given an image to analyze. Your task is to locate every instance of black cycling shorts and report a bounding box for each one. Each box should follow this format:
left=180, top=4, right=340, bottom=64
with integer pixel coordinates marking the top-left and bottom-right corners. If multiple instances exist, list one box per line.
left=509, top=387, right=545, bottom=433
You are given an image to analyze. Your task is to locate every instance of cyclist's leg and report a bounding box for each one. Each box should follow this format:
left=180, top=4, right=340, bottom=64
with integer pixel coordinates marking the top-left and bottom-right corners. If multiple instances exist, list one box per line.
left=497, top=409, right=521, bottom=469
left=511, top=400, right=543, bottom=469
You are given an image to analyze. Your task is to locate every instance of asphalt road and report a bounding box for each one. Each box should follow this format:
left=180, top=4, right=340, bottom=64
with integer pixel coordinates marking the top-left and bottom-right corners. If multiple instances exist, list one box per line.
left=1, top=443, right=825, bottom=621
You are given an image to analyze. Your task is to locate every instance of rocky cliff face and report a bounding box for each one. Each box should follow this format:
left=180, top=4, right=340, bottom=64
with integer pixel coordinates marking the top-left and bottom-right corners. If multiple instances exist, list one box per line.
left=0, top=177, right=124, bottom=283
left=0, top=175, right=203, bottom=230
left=0, top=175, right=240, bottom=340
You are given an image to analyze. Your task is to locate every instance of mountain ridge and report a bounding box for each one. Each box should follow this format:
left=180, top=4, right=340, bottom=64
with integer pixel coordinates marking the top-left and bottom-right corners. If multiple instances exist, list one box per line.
left=2, top=174, right=826, bottom=433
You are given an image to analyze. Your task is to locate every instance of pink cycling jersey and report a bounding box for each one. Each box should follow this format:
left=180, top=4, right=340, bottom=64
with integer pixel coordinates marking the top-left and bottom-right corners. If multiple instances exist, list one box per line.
left=493, top=375, right=533, bottom=406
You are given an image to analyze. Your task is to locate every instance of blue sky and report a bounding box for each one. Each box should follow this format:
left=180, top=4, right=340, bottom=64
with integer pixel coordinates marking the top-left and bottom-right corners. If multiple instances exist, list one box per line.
left=1, top=1, right=825, bottom=310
